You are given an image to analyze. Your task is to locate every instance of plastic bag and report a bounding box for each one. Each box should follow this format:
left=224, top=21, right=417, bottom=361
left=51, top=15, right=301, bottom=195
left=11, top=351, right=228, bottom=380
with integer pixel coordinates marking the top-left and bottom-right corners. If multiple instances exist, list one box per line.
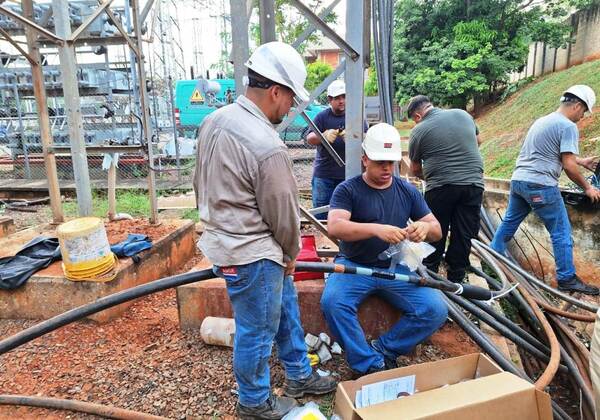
left=378, top=240, right=435, bottom=271
left=281, top=401, right=327, bottom=420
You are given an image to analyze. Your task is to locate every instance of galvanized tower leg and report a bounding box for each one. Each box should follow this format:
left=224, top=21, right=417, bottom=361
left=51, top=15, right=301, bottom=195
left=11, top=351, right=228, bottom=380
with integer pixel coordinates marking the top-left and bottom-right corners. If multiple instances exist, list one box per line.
left=259, top=0, right=276, bottom=43
left=131, top=0, right=159, bottom=224
left=230, top=0, right=251, bottom=96
left=344, top=0, right=366, bottom=178
left=52, top=0, right=93, bottom=216
left=22, top=0, right=64, bottom=223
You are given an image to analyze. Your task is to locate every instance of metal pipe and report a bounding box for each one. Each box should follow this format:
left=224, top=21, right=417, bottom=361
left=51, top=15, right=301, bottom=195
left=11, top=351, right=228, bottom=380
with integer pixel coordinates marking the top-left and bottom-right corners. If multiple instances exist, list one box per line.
left=12, top=76, right=30, bottom=179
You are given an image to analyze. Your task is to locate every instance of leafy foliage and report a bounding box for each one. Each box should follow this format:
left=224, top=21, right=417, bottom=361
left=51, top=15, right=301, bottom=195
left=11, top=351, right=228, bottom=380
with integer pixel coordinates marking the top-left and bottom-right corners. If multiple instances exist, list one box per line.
left=250, top=0, right=336, bottom=53
left=393, top=0, right=598, bottom=110
left=305, top=61, right=333, bottom=92
left=365, top=66, right=379, bottom=96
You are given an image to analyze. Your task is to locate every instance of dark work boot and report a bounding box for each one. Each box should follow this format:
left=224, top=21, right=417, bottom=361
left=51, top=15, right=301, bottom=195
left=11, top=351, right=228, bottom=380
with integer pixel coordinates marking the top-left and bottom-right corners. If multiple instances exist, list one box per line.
left=283, top=371, right=337, bottom=398
left=370, top=339, right=398, bottom=370
left=558, top=275, right=599, bottom=296
left=350, top=365, right=385, bottom=380
left=237, top=395, right=298, bottom=420
left=447, top=267, right=466, bottom=284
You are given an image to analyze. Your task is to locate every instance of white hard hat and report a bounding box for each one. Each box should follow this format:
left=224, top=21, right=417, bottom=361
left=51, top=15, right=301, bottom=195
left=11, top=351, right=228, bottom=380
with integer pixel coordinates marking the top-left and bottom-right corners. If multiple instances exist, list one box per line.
left=563, top=85, right=596, bottom=113
left=362, top=123, right=402, bottom=161
left=245, top=42, right=309, bottom=102
left=327, top=80, right=345, bottom=97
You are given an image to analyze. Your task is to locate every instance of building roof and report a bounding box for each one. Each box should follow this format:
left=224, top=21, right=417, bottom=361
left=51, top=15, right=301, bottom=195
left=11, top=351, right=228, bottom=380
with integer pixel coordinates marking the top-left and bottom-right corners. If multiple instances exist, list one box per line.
left=303, top=37, right=342, bottom=58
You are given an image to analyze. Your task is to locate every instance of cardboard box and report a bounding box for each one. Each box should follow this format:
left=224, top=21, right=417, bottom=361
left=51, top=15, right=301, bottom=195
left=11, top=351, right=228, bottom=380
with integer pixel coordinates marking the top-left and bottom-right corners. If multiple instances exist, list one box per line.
left=333, top=353, right=552, bottom=420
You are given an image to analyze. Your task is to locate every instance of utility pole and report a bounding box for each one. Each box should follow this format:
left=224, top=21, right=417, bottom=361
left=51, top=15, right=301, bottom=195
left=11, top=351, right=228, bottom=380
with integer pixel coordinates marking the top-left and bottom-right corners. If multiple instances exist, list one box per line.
left=259, top=0, right=276, bottom=44
left=52, top=0, right=93, bottom=216
left=22, top=0, right=63, bottom=223
left=345, top=0, right=366, bottom=178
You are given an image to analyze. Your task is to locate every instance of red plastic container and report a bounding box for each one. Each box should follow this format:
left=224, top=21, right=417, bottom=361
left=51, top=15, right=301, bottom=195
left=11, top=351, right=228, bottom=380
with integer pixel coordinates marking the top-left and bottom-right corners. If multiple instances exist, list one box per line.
left=293, top=235, right=324, bottom=281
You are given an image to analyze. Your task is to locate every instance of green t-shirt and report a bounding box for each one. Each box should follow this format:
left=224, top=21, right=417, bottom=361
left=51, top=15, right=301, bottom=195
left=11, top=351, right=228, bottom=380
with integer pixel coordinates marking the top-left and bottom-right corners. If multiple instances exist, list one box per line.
left=409, top=108, right=484, bottom=192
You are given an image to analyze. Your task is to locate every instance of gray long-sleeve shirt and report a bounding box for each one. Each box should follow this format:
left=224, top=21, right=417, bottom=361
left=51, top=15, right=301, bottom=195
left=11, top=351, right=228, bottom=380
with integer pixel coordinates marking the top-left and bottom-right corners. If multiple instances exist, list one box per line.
left=193, top=95, right=301, bottom=267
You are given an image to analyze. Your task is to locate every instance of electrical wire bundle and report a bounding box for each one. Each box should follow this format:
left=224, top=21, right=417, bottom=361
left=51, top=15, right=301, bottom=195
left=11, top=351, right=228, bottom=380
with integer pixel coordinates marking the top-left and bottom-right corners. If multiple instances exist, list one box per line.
left=445, top=208, right=599, bottom=420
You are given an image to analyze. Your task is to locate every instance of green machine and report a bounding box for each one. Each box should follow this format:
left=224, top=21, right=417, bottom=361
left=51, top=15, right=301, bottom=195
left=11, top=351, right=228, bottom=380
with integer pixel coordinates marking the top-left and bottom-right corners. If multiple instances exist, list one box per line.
left=174, top=78, right=325, bottom=142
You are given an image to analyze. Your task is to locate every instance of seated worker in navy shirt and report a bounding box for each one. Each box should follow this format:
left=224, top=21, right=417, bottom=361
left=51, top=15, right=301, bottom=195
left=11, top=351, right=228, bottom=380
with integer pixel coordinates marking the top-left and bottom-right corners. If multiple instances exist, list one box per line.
left=306, top=80, right=367, bottom=219
left=321, top=123, right=447, bottom=376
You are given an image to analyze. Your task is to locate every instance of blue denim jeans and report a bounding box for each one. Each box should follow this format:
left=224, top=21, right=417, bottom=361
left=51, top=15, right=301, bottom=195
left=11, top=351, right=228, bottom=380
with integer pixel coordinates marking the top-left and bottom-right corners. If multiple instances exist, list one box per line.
left=490, top=180, right=575, bottom=282
left=214, top=259, right=312, bottom=407
left=311, top=176, right=343, bottom=220
left=320, top=257, right=448, bottom=373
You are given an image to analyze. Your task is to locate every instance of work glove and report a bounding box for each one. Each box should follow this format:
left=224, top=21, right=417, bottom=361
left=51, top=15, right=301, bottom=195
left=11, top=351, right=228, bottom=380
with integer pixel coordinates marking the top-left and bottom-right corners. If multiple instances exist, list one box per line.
left=323, top=128, right=343, bottom=143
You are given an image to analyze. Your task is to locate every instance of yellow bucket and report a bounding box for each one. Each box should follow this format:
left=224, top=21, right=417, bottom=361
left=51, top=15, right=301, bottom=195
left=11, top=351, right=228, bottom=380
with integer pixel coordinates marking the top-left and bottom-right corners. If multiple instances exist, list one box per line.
left=57, top=217, right=117, bottom=282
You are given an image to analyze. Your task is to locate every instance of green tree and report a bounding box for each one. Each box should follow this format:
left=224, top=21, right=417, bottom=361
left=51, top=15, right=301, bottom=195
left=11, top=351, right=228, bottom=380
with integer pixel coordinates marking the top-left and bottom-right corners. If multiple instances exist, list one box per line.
left=250, top=0, right=337, bottom=53
left=393, top=0, right=598, bottom=112
left=305, top=61, right=333, bottom=103
left=365, top=67, right=379, bottom=96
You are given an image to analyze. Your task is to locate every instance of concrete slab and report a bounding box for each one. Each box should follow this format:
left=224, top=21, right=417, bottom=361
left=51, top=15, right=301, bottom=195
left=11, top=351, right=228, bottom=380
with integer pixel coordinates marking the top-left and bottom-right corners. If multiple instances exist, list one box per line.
left=0, top=219, right=196, bottom=323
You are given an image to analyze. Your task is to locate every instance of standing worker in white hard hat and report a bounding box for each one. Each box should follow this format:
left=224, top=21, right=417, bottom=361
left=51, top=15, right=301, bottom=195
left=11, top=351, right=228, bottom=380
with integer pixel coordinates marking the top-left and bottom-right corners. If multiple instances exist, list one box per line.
left=193, top=41, right=336, bottom=419
left=491, top=85, right=600, bottom=295
left=305, top=80, right=367, bottom=219
left=320, top=123, right=447, bottom=376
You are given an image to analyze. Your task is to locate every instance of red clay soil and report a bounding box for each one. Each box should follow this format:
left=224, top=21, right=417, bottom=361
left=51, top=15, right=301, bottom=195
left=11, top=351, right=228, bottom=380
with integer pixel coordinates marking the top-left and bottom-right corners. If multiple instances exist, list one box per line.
left=104, top=219, right=178, bottom=245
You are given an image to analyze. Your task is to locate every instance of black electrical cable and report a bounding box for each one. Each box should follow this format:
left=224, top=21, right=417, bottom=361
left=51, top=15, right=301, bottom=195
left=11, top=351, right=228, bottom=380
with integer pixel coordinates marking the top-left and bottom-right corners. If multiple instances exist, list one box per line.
left=478, top=206, right=588, bottom=418
left=444, top=297, right=527, bottom=377
left=548, top=315, right=596, bottom=412
left=471, top=241, right=513, bottom=294
left=467, top=296, right=550, bottom=356
left=468, top=265, right=542, bottom=333
left=444, top=297, right=571, bottom=420
left=494, top=208, right=538, bottom=275
left=468, top=262, right=528, bottom=311
left=296, top=261, right=492, bottom=300
left=429, top=266, right=542, bottom=341
left=445, top=293, right=568, bottom=373
left=0, top=268, right=216, bottom=356
left=474, top=240, right=598, bottom=313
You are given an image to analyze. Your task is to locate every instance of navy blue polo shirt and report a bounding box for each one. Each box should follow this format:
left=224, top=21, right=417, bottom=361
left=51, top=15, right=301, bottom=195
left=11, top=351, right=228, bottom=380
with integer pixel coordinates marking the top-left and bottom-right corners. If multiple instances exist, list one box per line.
left=330, top=175, right=431, bottom=267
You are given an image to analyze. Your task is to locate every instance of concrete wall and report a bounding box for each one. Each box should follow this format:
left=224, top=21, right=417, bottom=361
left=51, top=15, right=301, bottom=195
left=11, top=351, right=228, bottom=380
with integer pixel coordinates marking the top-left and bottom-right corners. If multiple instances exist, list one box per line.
left=510, top=7, right=600, bottom=82
left=483, top=186, right=600, bottom=285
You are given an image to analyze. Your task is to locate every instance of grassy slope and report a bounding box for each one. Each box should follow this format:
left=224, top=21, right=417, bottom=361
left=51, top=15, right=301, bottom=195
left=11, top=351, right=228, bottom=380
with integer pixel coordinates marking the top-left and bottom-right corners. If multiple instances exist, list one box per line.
left=478, top=59, right=600, bottom=179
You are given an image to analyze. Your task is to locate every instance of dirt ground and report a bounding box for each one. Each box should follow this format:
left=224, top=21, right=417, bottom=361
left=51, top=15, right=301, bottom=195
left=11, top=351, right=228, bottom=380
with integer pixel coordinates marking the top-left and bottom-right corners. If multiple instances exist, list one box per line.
left=104, top=219, right=178, bottom=245
left=2, top=204, right=53, bottom=231
left=0, top=239, right=478, bottom=420
left=0, top=210, right=582, bottom=419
